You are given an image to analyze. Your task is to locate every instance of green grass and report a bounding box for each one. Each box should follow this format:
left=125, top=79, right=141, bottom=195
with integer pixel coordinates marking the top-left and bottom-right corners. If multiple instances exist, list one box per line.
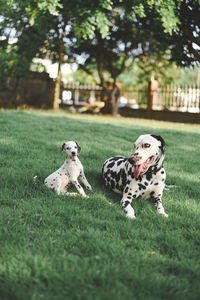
left=0, top=109, right=200, bottom=300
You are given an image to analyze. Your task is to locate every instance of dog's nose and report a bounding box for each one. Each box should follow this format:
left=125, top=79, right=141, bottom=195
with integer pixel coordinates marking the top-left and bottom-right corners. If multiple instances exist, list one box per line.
left=128, top=153, right=141, bottom=163
left=72, top=151, right=76, bottom=156
left=132, top=153, right=142, bottom=161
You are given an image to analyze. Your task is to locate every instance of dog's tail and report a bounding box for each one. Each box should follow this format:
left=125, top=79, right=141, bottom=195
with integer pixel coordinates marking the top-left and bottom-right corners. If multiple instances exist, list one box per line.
left=33, top=175, right=38, bottom=183
left=165, top=185, right=177, bottom=190
left=33, top=175, right=46, bottom=184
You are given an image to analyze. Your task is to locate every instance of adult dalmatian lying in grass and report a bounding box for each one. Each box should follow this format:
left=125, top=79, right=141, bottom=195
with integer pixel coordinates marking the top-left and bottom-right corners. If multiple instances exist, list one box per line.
left=102, top=134, right=168, bottom=219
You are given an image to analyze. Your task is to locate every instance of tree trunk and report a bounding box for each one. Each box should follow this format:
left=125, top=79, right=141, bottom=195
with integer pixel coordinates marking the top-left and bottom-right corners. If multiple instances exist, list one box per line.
left=52, top=30, right=65, bottom=110
left=101, top=83, right=120, bottom=116
left=110, top=84, right=120, bottom=116
left=10, top=77, right=20, bottom=108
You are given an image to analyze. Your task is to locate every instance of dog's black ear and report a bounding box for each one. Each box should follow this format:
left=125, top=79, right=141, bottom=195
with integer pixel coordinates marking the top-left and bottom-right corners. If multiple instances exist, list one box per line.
left=61, top=143, right=66, bottom=152
left=151, top=135, right=166, bottom=154
left=76, top=142, right=81, bottom=153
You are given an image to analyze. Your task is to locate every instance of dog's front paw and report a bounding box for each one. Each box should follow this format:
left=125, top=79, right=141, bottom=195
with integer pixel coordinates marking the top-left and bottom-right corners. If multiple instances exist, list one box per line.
left=82, top=194, right=89, bottom=198
left=86, top=184, right=92, bottom=191
left=126, top=209, right=136, bottom=219
left=67, top=192, right=78, bottom=197
left=122, top=203, right=136, bottom=219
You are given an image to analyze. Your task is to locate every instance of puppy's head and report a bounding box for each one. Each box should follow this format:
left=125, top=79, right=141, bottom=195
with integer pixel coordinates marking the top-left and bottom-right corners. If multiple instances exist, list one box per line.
left=129, top=134, right=166, bottom=178
left=61, top=141, right=81, bottom=158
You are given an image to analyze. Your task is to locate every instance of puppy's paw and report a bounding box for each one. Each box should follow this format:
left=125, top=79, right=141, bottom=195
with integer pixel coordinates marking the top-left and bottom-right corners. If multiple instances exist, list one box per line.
left=160, top=213, right=168, bottom=218
left=126, top=211, right=136, bottom=219
left=33, top=175, right=38, bottom=183
left=162, top=213, right=168, bottom=218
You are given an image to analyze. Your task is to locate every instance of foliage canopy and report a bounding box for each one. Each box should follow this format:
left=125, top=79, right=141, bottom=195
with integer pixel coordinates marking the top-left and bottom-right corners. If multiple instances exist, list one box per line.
left=0, top=0, right=200, bottom=111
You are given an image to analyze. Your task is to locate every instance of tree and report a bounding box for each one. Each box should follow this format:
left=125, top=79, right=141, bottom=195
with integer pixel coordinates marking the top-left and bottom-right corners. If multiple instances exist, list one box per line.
left=0, top=1, right=54, bottom=105
left=39, top=0, right=113, bottom=109
left=67, top=0, right=200, bottom=115
left=118, top=54, right=173, bottom=87
left=0, top=0, right=113, bottom=108
left=170, top=0, right=200, bottom=66
left=1, top=0, right=198, bottom=112
left=0, top=0, right=57, bottom=104
left=67, top=6, right=172, bottom=115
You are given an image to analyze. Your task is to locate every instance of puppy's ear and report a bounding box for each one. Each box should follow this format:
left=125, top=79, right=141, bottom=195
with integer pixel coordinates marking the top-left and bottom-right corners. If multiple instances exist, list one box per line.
left=151, top=135, right=166, bottom=154
left=75, top=142, right=81, bottom=153
left=61, top=143, right=66, bottom=152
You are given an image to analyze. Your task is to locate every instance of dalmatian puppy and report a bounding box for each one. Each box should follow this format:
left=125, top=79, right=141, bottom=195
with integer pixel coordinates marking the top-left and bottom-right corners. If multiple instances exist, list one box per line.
left=44, top=141, right=92, bottom=197
left=102, top=134, right=168, bottom=219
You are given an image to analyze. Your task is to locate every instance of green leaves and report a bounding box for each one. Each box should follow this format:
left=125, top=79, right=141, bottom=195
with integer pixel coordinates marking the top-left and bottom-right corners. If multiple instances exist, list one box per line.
left=42, top=0, right=63, bottom=16
left=72, top=1, right=111, bottom=40
left=25, top=7, right=38, bottom=26
left=96, top=11, right=110, bottom=39
left=100, top=0, right=113, bottom=10
left=147, top=0, right=180, bottom=34
left=26, top=0, right=63, bottom=26
left=134, top=3, right=146, bottom=18
left=160, top=7, right=180, bottom=35
left=0, top=0, right=199, bottom=87
left=37, top=0, right=63, bottom=13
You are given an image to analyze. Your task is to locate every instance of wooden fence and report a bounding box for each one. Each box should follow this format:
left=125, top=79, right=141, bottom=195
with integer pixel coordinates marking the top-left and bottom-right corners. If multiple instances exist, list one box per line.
left=60, top=82, right=103, bottom=106
left=60, top=81, right=200, bottom=114
left=120, top=85, right=148, bottom=109
left=158, top=85, right=200, bottom=113
left=122, top=82, right=200, bottom=113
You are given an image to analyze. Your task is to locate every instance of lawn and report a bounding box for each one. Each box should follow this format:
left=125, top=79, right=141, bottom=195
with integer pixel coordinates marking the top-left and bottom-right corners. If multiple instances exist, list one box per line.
left=0, top=109, right=200, bottom=300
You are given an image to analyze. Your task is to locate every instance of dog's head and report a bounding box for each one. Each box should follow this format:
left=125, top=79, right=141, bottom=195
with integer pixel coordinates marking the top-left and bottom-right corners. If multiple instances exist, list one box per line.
left=61, top=141, right=81, bottom=158
left=129, top=134, right=166, bottom=178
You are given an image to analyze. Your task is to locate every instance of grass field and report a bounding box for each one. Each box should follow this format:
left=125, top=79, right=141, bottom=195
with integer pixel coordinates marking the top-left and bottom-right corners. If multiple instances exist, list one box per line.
left=0, top=109, right=200, bottom=300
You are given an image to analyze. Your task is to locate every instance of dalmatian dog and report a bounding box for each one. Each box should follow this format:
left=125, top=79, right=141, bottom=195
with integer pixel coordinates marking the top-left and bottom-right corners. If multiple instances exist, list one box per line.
left=102, top=134, right=168, bottom=219
left=44, top=141, right=92, bottom=197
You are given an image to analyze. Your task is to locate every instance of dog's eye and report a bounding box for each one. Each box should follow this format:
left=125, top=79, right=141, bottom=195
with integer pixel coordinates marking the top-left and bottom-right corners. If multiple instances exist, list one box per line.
left=143, top=143, right=150, bottom=148
left=66, top=147, right=70, bottom=150
left=75, top=146, right=77, bottom=149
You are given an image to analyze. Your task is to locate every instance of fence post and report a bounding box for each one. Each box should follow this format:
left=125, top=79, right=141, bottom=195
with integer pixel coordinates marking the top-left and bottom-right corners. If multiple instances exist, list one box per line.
left=74, top=89, right=79, bottom=104
left=147, top=79, right=158, bottom=110
left=88, top=90, right=95, bottom=105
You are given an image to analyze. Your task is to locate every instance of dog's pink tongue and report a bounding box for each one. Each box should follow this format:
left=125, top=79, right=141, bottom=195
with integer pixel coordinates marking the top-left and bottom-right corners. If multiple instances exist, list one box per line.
left=134, top=164, right=143, bottom=178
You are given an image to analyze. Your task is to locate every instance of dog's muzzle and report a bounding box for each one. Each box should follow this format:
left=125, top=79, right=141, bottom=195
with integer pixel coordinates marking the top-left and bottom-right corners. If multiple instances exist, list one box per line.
left=128, top=153, right=141, bottom=164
